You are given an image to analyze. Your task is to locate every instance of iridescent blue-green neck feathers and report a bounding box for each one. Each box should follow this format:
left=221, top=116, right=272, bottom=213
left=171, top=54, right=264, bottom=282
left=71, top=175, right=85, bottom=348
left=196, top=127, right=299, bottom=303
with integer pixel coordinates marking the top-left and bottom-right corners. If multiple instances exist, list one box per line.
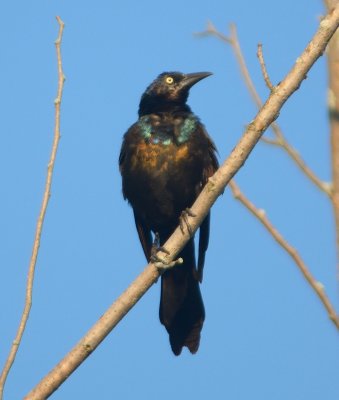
left=138, top=114, right=198, bottom=145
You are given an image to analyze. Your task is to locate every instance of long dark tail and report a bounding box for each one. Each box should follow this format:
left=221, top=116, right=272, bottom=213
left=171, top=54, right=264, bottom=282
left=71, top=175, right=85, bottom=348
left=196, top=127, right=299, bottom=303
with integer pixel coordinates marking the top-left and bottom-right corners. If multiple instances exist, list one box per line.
left=159, top=239, right=205, bottom=355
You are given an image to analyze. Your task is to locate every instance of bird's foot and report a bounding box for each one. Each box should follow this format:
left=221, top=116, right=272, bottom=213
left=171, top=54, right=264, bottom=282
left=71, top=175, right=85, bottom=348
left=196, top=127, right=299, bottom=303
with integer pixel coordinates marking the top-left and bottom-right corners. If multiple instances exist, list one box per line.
left=179, top=208, right=196, bottom=236
left=150, top=233, right=183, bottom=272
left=153, top=257, right=183, bottom=273
left=151, top=233, right=170, bottom=269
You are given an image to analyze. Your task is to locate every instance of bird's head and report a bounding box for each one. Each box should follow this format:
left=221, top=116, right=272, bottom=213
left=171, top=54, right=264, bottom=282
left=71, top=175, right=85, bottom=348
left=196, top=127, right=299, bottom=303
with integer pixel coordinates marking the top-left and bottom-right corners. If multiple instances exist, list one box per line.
left=138, top=71, right=212, bottom=116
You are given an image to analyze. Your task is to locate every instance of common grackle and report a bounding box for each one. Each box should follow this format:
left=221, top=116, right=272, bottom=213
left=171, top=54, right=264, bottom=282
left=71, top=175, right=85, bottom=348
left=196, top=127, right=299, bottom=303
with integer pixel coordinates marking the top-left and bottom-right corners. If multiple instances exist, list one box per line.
left=119, top=72, right=218, bottom=355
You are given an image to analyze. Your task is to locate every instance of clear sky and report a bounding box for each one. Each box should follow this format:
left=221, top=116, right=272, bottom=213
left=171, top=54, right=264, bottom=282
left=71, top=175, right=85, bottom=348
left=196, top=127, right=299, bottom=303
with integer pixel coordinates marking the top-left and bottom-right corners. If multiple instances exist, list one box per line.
left=0, top=1, right=338, bottom=399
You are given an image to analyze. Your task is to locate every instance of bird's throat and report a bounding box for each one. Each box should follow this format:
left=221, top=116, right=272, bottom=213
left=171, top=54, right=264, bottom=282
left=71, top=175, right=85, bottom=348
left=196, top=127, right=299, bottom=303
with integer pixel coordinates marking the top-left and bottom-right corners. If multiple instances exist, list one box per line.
left=138, top=114, right=197, bottom=145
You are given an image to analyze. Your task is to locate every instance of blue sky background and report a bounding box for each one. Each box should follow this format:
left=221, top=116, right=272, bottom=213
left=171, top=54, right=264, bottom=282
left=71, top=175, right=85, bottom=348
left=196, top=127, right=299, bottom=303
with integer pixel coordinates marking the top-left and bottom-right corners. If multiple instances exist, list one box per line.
left=1, top=1, right=338, bottom=399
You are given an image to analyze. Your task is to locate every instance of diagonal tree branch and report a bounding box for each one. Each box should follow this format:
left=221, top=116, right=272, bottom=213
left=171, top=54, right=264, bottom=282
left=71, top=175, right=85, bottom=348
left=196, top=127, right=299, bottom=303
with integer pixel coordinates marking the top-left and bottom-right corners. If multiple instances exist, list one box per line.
left=229, top=180, right=339, bottom=328
left=196, top=21, right=332, bottom=197
left=24, top=7, right=339, bottom=399
left=0, top=16, right=65, bottom=400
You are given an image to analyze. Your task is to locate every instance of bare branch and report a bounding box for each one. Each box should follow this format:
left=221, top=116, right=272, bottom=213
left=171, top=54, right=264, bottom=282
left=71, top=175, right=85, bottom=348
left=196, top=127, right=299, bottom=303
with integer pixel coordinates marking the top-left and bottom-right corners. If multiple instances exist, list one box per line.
left=260, top=136, right=280, bottom=145
left=229, top=23, right=263, bottom=108
left=324, top=0, right=339, bottom=11
left=24, top=7, right=339, bottom=399
left=257, top=43, right=274, bottom=91
left=194, top=20, right=232, bottom=44
left=197, top=21, right=331, bottom=197
left=262, top=134, right=333, bottom=195
left=196, top=22, right=262, bottom=107
left=324, top=0, right=339, bottom=273
left=0, top=16, right=65, bottom=400
left=280, top=140, right=332, bottom=194
left=229, top=180, right=339, bottom=328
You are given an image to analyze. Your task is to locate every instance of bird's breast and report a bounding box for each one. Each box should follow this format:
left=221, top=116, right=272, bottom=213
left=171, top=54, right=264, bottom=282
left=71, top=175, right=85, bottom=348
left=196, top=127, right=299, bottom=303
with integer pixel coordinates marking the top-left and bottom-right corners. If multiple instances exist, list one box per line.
left=130, top=141, right=190, bottom=174
left=124, top=138, right=202, bottom=229
left=127, top=114, right=199, bottom=174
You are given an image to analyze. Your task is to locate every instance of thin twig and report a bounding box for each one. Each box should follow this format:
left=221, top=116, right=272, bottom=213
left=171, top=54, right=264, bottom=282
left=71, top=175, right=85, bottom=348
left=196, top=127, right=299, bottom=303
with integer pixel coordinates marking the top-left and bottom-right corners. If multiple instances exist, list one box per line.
left=229, top=180, right=339, bottom=328
left=281, top=140, right=332, bottom=194
left=260, top=136, right=280, bottom=145
left=0, top=16, right=65, bottom=400
left=257, top=43, right=274, bottom=91
left=197, top=22, right=332, bottom=197
left=24, top=7, right=339, bottom=399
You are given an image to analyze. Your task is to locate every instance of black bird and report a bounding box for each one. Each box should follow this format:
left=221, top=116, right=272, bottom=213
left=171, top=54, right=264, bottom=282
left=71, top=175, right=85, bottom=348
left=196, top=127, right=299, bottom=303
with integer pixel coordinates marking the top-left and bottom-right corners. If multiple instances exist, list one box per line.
left=119, top=72, right=218, bottom=355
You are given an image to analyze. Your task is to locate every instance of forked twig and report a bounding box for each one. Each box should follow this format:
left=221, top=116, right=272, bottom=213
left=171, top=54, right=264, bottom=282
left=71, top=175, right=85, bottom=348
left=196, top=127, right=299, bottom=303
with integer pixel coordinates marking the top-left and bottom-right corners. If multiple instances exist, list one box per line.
left=196, top=22, right=332, bottom=197
left=0, top=16, right=65, bottom=399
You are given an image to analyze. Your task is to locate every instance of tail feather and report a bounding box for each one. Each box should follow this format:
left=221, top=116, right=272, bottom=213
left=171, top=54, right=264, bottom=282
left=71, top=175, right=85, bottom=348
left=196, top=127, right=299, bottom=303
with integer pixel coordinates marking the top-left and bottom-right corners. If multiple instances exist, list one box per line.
left=159, top=239, right=205, bottom=355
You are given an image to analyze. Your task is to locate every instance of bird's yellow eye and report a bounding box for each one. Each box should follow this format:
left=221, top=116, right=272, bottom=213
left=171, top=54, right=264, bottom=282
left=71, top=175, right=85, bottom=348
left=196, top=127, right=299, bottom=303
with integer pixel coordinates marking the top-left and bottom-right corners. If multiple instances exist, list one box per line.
left=165, top=76, right=174, bottom=84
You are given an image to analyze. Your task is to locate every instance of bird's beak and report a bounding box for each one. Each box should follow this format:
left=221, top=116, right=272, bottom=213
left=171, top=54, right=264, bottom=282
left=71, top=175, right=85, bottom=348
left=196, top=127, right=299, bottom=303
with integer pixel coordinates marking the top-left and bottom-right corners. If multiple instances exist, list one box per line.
left=180, top=72, right=213, bottom=90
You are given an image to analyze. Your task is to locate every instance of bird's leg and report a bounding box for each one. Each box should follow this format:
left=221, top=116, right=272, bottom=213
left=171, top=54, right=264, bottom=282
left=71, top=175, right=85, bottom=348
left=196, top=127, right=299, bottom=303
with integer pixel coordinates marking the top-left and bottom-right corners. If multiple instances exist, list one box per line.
left=179, top=208, right=196, bottom=236
left=150, top=232, right=170, bottom=264
left=150, top=233, right=183, bottom=272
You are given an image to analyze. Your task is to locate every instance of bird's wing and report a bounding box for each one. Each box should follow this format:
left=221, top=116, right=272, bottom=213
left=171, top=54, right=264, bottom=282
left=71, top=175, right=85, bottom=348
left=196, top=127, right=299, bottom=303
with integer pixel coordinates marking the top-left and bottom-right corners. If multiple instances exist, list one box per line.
left=197, top=129, right=219, bottom=282
left=119, top=124, right=153, bottom=261
left=133, top=210, right=153, bottom=261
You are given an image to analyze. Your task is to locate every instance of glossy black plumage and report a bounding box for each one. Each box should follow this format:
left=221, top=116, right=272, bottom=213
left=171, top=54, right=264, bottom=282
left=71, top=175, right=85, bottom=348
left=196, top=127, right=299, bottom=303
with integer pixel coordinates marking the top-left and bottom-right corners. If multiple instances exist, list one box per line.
left=119, top=71, right=218, bottom=355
